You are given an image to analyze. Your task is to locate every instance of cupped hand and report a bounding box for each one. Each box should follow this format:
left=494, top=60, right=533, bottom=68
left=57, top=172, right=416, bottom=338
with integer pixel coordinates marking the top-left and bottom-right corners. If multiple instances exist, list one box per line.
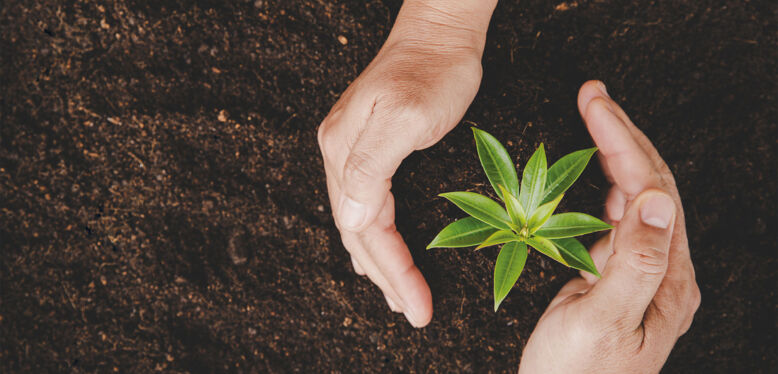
left=317, top=1, right=495, bottom=327
left=518, top=81, right=701, bottom=373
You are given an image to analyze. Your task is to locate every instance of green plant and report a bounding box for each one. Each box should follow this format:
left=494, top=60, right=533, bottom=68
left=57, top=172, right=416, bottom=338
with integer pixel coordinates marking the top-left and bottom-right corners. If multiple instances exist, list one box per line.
left=428, top=128, right=613, bottom=311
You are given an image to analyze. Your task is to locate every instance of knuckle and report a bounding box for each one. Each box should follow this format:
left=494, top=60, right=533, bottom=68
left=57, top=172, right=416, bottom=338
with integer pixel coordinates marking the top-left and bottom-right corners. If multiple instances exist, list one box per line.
left=344, top=151, right=380, bottom=184
left=317, top=119, right=336, bottom=156
left=339, top=233, right=357, bottom=254
left=677, top=285, right=701, bottom=335
left=679, top=317, right=694, bottom=336
left=627, top=246, right=668, bottom=275
left=689, top=284, right=702, bottom=314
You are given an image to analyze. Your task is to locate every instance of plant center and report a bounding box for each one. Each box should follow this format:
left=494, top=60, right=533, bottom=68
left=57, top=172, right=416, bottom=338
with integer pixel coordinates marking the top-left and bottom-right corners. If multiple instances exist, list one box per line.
left=518, top=226, right=529, bottom=240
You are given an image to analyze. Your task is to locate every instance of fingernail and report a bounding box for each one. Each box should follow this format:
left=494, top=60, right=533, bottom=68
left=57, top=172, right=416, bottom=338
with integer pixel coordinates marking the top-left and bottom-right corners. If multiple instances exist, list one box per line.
left=597, top=81, right=611, bottom=98
left=339, top=196, right=366, bottom=230
left=640, top=193, right=675, bottom=229
left=384, top=294, right=401, bottom=313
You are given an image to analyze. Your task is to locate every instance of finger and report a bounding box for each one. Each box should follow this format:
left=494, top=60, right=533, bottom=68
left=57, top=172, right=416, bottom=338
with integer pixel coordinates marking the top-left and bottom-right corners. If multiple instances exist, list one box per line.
left=318, top=93, right=376, bottom=174
left=640, top=303, right=684, bottom=361
left=580, top=233, right=613, bottom=284
left=358, top=193, right=433, bottom=328
left=649, top=250, right=701, bottom=337
left=351, top=255, right=366, bottom=276
left=547, top=277, right=590, bottom=311
left=324, top=138, right=422, bottom=317
left=329, top=169, right=405, bottom=312
left=605, top=186, right=627, bottom=223
left=597, top=152, right=616, bottom=184
left=342, top=231, right=405, bottom=313
left=337, top=108, right=426, bottom=232
left=586, top=189, right=676, bottom=328
left=577, top=80, right=689, bottom=248
left=579, top=96, right=660, bottom=198
left=579, top=81, right=676, bottom=190
left=384, top=293, right=402, bottom=313
left=319, top=109, right=371, bottom=232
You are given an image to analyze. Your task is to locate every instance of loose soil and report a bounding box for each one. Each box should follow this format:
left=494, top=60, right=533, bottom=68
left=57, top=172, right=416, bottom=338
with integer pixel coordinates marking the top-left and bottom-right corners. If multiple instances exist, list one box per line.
left=1, top=0, right=776, bottom=372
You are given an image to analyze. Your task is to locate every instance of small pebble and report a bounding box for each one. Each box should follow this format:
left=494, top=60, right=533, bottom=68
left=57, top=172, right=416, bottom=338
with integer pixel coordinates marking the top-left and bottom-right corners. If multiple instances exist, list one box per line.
left=227, top=230, right=248, bottom=265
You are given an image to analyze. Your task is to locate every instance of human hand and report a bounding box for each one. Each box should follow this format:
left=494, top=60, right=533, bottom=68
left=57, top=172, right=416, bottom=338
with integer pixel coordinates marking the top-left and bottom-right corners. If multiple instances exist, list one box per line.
left=518, top=81, right=701, bottom=373
left=317, top=1, right=497, bottom=327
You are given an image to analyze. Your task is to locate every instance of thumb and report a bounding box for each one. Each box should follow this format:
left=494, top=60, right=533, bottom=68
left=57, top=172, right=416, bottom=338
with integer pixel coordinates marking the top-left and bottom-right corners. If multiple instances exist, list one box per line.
left=587, top=189, right=676, bottom=326
left=337, top=115, right=423, bottom=232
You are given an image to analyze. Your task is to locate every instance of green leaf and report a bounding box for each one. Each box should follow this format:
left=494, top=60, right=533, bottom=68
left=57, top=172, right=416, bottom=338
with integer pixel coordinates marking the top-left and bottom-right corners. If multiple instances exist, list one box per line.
left=553, top=238, right=601, bottom=277
left=475, top=230, right=521, bottom=250
left=519, top=143, right=548, bottom=215
left=526, top=236, right=568, bottom=266
left=439, top=192, right=513, bottom=231
left=498, top=184, right=527, bottom=228
left=527, top=193, right=564, bottom=233
left=535, top=213, right=613, bottom=239
left=540, top=147, right=597, bottom=205
left=427, top=217, right=499, bottom=249
left=473, top=128, right=520, bottom=200
left=493, top=241, right=528, bottom=311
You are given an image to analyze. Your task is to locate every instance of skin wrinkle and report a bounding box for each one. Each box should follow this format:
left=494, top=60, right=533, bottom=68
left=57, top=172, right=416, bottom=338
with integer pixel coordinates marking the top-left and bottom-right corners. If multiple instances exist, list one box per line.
left=398, top=6, right=490, bottom=50
left=629, top=246, right=669, bottom=274
left=411, top=2, right=481, bottom=30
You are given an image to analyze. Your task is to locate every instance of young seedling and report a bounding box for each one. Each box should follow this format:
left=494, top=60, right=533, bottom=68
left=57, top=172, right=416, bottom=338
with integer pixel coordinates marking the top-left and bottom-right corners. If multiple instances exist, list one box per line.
left=428, top=128, right=613, bottom=311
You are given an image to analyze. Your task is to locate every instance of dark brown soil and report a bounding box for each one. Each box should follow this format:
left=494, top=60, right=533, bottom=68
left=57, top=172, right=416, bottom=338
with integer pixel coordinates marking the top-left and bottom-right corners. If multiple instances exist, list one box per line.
left=1, top=0, right=775, bottom=372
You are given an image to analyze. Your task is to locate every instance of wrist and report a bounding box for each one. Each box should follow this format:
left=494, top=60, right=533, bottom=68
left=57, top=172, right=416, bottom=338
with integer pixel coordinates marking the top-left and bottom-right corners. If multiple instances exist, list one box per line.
left=403, top=0, right=497, bottom=33
left=389, top=0, right=498, bottom=55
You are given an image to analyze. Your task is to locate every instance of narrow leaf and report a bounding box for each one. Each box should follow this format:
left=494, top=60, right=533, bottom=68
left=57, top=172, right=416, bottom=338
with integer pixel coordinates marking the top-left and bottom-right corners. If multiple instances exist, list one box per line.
left=535, top=213, right=613, bottom=239
left=519, top=144, right=548, bottom=215
left=473, top=128, right=520, bottom=200
left=528, top=193, right=564, bottom=233
left=475, top=230, right=520, bottom=250
left=493, top=241, right=528, bottom=311
left=541, top=147, right=597, bottom=205
left=553, top=238, right=601, bottom=277
left=498, top=184, right=527, bottom=228
left=427, top=217, right=499, bottom=249
left=526, top=236, right=568, bottom=266
left=439, top=192, right=512, bottom=230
